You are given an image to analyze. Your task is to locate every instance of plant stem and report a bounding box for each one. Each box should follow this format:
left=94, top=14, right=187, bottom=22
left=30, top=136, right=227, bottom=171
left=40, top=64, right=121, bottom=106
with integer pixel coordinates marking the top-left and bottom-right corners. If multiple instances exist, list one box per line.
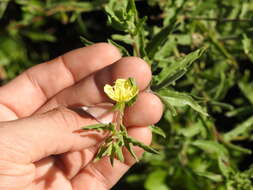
left=115, top=103, right=125, bottom=131
left=186, top=16, right=253, bottom=22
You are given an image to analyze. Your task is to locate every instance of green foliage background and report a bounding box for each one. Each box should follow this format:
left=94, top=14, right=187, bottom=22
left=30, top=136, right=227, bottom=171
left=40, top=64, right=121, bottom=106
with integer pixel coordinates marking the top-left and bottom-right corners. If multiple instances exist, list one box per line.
left=1, top=0, right=253, bottom=189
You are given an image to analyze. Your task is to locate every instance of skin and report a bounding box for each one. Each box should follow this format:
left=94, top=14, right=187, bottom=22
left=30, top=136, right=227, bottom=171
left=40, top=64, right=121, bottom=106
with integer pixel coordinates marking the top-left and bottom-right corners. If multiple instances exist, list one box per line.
left=0, top=43, right=163, bottom=190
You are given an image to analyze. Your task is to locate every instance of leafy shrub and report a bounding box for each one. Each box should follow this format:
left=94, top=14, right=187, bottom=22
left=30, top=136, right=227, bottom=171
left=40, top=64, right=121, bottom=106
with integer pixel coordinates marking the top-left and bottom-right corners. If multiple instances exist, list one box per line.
left=1, top=0, right=253, bottom=189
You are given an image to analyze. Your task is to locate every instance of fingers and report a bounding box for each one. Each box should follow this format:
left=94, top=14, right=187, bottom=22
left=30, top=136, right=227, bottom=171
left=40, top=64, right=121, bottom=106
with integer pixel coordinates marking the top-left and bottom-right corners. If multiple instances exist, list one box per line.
left=0, top=91, right=163, bottom=165
left=124, top=92, right=163, bottom=126
left=58, top=146, right=99, bottom=179
left=71, top=127, right=152, bottom=190
left=57, top=92, right=163, bottom=179
left=0, top=43, right=121, bottom=118
left=37, top=56, right=152, bottom=113
left=0, top=107, right=104, bottom=164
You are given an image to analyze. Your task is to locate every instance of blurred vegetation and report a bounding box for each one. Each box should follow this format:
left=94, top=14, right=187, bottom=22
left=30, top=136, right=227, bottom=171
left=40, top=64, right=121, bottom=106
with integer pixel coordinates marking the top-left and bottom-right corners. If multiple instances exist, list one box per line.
left=1, top=0, right=253, bottom=189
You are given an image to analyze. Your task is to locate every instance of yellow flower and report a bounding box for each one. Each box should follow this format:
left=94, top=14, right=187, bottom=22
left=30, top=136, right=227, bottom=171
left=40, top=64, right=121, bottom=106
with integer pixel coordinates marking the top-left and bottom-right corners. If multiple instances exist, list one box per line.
left=104, top=78, right=139, bottom=103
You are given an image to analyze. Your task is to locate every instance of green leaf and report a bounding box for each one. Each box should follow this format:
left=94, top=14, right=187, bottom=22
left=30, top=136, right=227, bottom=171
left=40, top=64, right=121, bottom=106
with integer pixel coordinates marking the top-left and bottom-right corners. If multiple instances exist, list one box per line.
left=0, top=0, right=9, bottom=18
left=115, top=143, right=124, bottom=162
left=82, top=123, right=108, bottom=130
left=242, top=34, right=251, bottom=55
left=145, top=1, right=183, bottom=59
left=94, top=145, right=109, bottom=162
left=223, top=141, right=252, bottom=154
left=104, top=2, right=129, bottom=32
left=223, top=115, right=253, bottom=141
left=158, top=89, right=208, bottom=116
left=214, top=72, right=226, bottom=100
left=127, top=0, right=138, bottom=21
left=80, top=36, right=94, bottom=46
left=178, top=124, right=202, bottom=138
left=124, top=137, right=139, bottom=161
left=152, top=47, right=207, bottom=90
left=110, top=143, right=116, bottom=166
left=108, top=39, right=130, bottom=56
left=238, top=79, right=253, bottom=105
left=218, top=156, right=234, bottom=178
left=192, top=140, right=229, bottom=158
left=197, top=22, right=238, bottom=67
left=126, top=136, right=159, bottom=154
left=209, top=100, right=234, bottom=111
left=146, top=23, right=178, bottom=58
left=158, top=95, right=177, bottom=116
left=111, top=34, right=133, bottom=45
left=149, top=125, right=166, bottom=138
left=194, top=171, right=223, bottom=182
left=226, top=106, right=253, bottom=117
left=22, top=31, right=57, bottom=42
left=144, top=169, right=169, bottom=190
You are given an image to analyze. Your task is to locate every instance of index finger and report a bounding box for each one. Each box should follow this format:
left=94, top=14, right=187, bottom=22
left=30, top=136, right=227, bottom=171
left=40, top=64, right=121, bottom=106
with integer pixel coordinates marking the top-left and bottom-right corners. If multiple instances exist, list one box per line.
left=0, top=43, right=121, bottom=118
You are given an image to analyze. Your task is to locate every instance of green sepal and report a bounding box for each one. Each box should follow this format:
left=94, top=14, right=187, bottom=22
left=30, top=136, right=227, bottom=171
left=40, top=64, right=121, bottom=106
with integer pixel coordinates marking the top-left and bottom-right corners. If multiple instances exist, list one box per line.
left=111, top=102, right=125, bottom=113
left=120, top=124, right=127, bottom=133
left=128, top=77, right=136, bottom=86
left=126, top=94, right=138, bottom=107
left=126, top=78, right=138, bottom=107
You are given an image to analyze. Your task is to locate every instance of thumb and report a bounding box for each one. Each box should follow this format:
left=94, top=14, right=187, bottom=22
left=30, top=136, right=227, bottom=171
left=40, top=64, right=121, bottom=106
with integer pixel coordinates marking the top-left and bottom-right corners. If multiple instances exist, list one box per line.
left=0, top=107, right=109, bottom=164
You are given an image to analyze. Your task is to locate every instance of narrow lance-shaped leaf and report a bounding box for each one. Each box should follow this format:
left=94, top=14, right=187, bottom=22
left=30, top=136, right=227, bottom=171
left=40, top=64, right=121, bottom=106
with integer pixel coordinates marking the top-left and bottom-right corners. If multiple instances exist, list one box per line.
left=149, top=125, right=166, bottom=138
left=158, top=95, right=177, bottom=116
left=107, top=39, right=130, bottom=56
left=110, top=144, right=116, bottom=166
left=192, top=140, right=229, bottom=158
left=238, top=80, right=253, bottom=105
left=124, top=136, right=139, bottom=161
left=214, top=72, right=226, bottom=100
left=146, top=22, right=179, bottom=58
left=242, top=34, right=251, bottom=55
left=22, top=31, right=57, bottom=42
left=194, top=171, right=223, bottom=182
left=115, top=143, right=124, bottom=162
left=218, top=156, right=234, bottom=178
left=126, top=136, right=159, bottom=154
left=152, top=47, right=207, bottom=90
left=82, top=123, right=109, bottom=130
left=111, top=34, right=133, bottom=45
left=0, top=0, right=9, bottom=19
left=94, top=145, right=109, bottom=162
left=80, top=36, right=94, bottom=46
left=158, top=89, right=208, bottom=116
left=222, top=141, right=252, bottom=154
left=223, top=115, right=253, bottom=141
left=146, top=2, right=185, bottom=58
left=226, top=105, right=253, bottom=117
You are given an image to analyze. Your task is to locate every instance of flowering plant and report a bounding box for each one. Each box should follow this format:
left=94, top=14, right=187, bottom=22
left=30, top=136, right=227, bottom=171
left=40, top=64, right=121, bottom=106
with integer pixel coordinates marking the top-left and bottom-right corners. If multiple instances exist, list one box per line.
left=82, top=78, right=158, bottom=165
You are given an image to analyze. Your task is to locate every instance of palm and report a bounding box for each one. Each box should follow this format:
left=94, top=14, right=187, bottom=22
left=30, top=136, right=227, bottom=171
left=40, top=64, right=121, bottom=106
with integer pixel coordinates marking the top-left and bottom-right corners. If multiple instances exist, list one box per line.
left=29, top=157, right=74, bottom=190
left=0, top=44, right=162, bottom=190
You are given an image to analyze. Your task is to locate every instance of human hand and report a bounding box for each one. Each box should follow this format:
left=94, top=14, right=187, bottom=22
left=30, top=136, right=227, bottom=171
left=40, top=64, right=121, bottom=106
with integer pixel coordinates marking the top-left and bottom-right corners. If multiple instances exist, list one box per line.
left=0, top=43, right=163, bottom=190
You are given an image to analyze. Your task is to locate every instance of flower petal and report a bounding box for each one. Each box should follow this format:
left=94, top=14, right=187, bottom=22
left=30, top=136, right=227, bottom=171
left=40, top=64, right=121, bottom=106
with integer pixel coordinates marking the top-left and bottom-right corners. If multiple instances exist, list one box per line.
left=104, top=78, right=139, bottom=103
left=104, top=84, right=118, bottom=101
